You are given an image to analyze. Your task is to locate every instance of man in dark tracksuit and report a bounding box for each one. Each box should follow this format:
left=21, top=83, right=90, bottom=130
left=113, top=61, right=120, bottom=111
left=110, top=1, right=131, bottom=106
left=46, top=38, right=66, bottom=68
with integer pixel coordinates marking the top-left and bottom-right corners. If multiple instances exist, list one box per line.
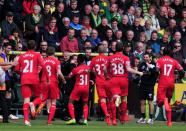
left=137, top=53, right=157, bottom=124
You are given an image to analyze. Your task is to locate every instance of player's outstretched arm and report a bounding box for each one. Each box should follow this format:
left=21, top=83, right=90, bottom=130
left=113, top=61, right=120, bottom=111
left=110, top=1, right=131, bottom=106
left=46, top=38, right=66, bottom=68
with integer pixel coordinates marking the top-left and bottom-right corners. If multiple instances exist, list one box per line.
left=126, top=66, right=143, bottom=76
left=57, top=65, right=66, bottom=84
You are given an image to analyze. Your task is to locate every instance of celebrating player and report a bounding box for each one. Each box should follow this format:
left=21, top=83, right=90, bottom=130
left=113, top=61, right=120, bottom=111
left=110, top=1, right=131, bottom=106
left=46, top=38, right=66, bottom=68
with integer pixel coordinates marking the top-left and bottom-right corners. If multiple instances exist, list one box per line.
left=105, top=42, right=143, bottom=125
left=66, top=54, right=90, bottom=125
left=90, top=45, right=111, bottom=125
left=15, top=40, right=49, bottom=126
left=156, top=48, right=184, bottom=127
left=40, top=47, right=66, bottom=125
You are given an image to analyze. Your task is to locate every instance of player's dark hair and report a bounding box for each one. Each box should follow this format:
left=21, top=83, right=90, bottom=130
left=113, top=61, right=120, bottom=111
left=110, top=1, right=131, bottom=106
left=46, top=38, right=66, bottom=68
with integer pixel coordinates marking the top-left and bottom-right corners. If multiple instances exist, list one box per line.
left=98, top=44, right=105, bottom=53
left=47, top=46, right=55, bottom=56
left=116, top=41, right=124, bottom=52
left=27, top=40, right=36, bottom=50
left=163, top=47, right=172, bottom=56
left=77, top=54, right=85, bottom=64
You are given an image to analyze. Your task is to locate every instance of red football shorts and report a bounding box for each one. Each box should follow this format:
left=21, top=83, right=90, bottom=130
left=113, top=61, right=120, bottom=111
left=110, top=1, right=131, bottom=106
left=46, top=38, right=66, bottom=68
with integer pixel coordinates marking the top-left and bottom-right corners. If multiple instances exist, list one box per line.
left=96, top=81, right=109, bottom=98
left=70, top=86, right=89, bottom=102
left=21, top=84, right=39, bottom=98
left=106, top=77, right=128, bottom=96
left=157, top=83, right=174, bottom=105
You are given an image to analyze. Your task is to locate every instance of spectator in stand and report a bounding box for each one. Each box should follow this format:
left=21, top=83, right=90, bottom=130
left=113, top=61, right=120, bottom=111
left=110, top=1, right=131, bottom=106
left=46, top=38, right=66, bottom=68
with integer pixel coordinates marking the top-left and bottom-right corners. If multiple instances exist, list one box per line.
left=125, top=6, right=135, bottom=26
left=109, top=3, right=122, bottom=23
left=89, top=29, right=101, bottom=52
left=133, top=41, right=145, bottom=61
left=105, top=29, right=115, bottom=46
left=69, top=15, right=82, bottom=37
left=59, top=17, right=70, bottom=40
left=0, top=12, right=20, bottom=39
left=180, top=8, right=186, bottom=22
left=60, top=28, right=79, bottom=53
left=25, top=5, right=44, bottom=47
left=144, top=19, right=154, bottom=40
left=157, top=6, right=169, bottom=29
left=82, top=16, right=92, bottom=36
left=22, top=0, right=38, bottom=15
left=48, top=0, right=56, bottom=14
left=170, top=0, right=183, bottom=19
left=147, top=30, right=161, bottom=56
left=160, top=33, right=170, bottom=48
left=37, top=0, right=46, bottom=11
left=132, top=17, right=144, bottom=41
left=118, top=15, right=131, bottom=39
left=115, top=29, right=124, bottom=43
left=81, top=4, right=92, bottom=20
left=9, top=29, right=26, bottom=50
left=39, top=41, right=48, bottom=52
left=109, top=40, right=117, bottom=55
left=78, top=29, right=89, bottom=52
left=42, top=3, right=52, bottom=26
left=66, top=0, right=80, bottom=19
left=96, top=17, right=111, bottom=40
left=144, top=5, right=160, bottom=31
left=168, top=8, right=177, bottom=22
left=111, top=18, right=118, bottom=34
left=134, top=7, right=145, bottom=26
left=101, top=40, right=109, bottom=53
left=52, top=2, right=66, bottom=39
left=15, top=43, right=23, bottom=51
left=123, top=30, right=136, bottom=52
left=166, top=19, right=177, bottom=36
left=43, top=17, right=59, bottom=50
left=169, top=31, right=183, bottom=50
left=178, top=20, right=186, bottom=38
left=139, top=32, right=148, bottom=48
left=161, top=0, right=171, bottom=12
left=172, top=42, right=185, bottom=66
left=90, top=4, right=101, bottom=28
left=4, top=0, right=24, bottom=29
left=139, top=0, right=151, bottom=15
left=123, top=44, right=133, bottom=58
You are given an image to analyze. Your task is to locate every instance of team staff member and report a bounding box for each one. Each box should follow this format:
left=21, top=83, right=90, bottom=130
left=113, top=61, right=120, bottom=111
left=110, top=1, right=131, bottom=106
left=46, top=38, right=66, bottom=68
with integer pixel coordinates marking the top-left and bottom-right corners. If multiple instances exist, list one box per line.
left=0, top=47, right=17, bottom=123
left=137, top=53, right=157, bottom=124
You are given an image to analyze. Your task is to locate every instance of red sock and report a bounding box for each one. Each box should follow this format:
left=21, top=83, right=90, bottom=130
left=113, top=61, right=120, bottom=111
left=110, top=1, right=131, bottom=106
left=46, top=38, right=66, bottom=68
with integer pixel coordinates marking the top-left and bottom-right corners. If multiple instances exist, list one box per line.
left=107, top=101, right=112, bottom=118
left=166, top=104, right=172, bottom=123
left=33, top=97, right=42, bottom=106
left=120, top=101, right=127, bottom=121
left=83, top=104, right=88, bottom=120
left=68, top=103, right=75, bottom=119
left=100, top=102, right=109, bottom=116
left=111, top=101, right=116, bottom=120
left=48, top=104, right=56, bottom=124
left=23, top=103, right=29, bottom=122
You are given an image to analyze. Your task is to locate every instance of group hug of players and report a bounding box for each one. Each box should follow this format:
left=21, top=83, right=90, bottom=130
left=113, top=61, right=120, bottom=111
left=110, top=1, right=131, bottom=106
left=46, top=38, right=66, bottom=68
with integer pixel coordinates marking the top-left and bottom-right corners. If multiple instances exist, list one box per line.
left=14, top=40, right=184, bottom=127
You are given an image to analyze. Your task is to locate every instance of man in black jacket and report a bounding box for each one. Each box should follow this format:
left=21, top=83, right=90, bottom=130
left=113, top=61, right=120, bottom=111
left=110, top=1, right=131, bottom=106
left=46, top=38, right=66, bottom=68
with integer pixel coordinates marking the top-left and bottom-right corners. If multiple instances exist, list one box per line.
left=137, top=53, right=157, bottom=125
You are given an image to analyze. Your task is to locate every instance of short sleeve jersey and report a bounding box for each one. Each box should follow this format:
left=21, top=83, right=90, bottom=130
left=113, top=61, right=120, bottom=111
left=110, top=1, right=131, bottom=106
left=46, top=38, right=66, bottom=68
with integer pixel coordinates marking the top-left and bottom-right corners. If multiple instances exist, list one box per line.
left=15, top=50, right=44, bottom=85
left=69, top=64, right=90, bottom=88
left=156, top=56, right=183, bottom=85
left=108, top=52, right=130, bottom=77
left=90, top=54, right=108, bottom=83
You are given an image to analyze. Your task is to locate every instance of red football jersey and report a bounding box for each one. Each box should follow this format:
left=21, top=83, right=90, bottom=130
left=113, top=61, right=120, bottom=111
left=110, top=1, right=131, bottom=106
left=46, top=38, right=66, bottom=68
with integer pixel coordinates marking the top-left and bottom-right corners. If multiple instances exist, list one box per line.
left=69, top=64, right=90, bottom=87
left=108, top=52, right=130, bottom=77
left=41, top=56, right=60, bottom=82
left=15, top=50, right=45, bottom=85
left=90, top=54, right=108, bottom=82
left=156, top=56, right=183, bottom=85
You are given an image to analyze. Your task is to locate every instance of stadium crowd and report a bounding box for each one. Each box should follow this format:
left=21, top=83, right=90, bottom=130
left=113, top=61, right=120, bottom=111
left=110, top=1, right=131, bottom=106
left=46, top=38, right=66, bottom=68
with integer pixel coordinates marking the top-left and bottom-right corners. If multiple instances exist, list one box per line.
left=0, top=0, right=186, bottom=127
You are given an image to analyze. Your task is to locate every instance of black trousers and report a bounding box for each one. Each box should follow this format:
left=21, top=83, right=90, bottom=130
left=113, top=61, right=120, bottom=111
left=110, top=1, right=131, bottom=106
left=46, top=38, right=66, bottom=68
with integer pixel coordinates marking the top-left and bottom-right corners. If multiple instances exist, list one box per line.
left=0, top=90, right=9, bottom=122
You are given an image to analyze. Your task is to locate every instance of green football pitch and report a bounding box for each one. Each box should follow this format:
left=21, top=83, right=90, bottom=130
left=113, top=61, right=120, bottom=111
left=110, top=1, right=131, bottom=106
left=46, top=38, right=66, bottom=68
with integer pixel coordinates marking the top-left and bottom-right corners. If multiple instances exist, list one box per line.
left=0, top=118, right=186, bottom=131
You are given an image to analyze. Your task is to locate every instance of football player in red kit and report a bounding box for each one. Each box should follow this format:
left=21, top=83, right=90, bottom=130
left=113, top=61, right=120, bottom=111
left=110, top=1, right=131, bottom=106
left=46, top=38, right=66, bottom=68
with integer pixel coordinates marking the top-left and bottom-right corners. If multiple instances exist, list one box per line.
left=15, top=40, right=49, bottom=126
left=66, top=54, right=90, bottom=125
left=40, top=47, right=66, bottom=125
left=90, top=45, right=111, bottom=125
left=156, top=48, right=184, bottom=127
left=105, top=42, right=143, bottom=125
